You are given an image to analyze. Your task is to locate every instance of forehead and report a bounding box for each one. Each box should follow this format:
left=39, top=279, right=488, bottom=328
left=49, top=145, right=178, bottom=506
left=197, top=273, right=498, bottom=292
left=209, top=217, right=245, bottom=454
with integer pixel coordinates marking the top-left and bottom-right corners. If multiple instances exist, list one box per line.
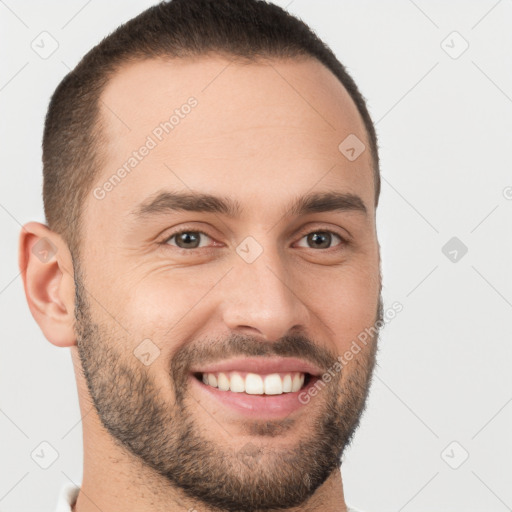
left=91, top=55, right=373, bottom=222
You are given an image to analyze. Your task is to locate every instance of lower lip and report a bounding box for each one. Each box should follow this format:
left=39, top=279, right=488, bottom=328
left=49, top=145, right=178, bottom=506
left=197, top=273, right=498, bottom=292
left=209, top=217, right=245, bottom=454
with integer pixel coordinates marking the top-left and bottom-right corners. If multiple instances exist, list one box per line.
left=189, top=374, right=318, bottom=419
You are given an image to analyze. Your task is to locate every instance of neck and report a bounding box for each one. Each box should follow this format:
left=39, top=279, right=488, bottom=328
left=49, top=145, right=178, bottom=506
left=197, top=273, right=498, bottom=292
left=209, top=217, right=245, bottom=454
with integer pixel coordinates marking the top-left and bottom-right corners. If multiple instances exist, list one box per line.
left=73, top=454, right=348, bottom=512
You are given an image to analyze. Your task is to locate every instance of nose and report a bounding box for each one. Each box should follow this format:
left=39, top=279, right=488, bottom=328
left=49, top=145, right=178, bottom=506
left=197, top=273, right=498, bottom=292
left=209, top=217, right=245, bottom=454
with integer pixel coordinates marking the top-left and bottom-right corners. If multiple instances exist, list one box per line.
left=220, top=244, right=310, bottom=342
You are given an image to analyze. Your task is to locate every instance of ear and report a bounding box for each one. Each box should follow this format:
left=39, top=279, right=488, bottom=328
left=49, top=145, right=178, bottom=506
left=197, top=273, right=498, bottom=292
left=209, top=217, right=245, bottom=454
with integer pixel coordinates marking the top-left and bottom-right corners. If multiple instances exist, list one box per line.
left=18, top=221, right=76, bottom=347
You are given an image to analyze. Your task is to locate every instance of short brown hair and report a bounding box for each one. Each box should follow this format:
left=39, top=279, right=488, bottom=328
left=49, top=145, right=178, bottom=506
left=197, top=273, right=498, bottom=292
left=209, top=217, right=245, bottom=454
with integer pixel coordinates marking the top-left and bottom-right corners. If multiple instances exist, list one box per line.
left=42, top=0, right=380, bottom=260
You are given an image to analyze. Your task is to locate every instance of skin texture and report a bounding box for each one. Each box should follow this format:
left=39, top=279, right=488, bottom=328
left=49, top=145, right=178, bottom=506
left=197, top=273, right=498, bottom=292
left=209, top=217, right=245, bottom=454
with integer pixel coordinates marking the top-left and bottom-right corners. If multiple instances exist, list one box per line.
left=19, top=55, right=382, bottom=512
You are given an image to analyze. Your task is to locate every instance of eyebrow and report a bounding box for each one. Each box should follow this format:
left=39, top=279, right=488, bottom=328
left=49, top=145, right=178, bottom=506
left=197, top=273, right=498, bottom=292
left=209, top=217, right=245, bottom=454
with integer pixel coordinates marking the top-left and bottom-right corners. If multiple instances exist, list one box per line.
left=131, top=190, right=368, bottom=220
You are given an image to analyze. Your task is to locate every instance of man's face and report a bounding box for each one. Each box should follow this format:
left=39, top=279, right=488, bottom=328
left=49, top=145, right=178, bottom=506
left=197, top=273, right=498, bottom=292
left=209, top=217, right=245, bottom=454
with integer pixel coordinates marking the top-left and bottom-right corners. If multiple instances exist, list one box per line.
left=74, top=55, right=382, bottom=511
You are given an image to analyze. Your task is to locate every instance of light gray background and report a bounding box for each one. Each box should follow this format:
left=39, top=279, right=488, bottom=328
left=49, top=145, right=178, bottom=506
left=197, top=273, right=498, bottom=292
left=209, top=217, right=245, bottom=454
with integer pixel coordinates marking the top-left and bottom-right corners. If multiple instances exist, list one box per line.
left=1, top=1, right=511, bottom=511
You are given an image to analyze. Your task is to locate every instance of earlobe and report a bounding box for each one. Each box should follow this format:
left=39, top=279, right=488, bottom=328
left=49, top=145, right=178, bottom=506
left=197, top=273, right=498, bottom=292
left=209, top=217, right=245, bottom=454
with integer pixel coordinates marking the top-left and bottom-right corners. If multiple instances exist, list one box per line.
left=18, top=221, right=77, bottom=348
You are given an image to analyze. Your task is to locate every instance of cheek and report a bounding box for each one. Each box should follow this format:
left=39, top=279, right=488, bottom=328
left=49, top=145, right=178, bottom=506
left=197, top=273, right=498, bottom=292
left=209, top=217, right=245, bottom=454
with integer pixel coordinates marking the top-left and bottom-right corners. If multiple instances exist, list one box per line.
left=112, top=273, right=215, bottom=392
left=306, top=265, right=380, bottom=349
left=121, top=270, right=219, bottom=342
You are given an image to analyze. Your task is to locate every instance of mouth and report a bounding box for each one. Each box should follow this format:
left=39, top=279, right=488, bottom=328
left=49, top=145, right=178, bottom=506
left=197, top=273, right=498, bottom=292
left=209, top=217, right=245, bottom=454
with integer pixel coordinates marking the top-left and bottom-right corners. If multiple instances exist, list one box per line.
left=189, top=357, right=323, bottom=418
left=193, top=371, right=314, bottom=395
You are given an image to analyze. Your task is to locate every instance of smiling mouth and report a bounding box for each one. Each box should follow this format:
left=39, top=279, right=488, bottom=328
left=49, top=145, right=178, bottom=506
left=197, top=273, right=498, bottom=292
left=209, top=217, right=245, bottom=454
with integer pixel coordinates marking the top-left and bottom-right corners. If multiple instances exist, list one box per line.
left=193, top=371, right=315, bottom=395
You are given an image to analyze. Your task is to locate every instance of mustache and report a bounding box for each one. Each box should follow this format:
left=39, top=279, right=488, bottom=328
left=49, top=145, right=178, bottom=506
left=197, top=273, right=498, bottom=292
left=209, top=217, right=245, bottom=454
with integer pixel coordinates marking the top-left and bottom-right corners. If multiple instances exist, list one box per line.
left=170, top=332, right=339, bottom=386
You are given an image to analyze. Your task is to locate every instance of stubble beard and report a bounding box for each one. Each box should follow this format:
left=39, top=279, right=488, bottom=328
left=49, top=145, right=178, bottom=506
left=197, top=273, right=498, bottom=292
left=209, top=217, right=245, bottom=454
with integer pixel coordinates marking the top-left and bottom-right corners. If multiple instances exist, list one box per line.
left=73, top=265, right=382, bottom=512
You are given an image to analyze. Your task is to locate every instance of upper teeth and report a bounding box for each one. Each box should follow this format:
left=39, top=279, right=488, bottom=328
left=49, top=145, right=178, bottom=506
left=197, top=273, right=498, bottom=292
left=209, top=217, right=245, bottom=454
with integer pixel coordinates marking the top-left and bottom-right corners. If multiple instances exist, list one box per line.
left=201, top=372, right=305, bottom=395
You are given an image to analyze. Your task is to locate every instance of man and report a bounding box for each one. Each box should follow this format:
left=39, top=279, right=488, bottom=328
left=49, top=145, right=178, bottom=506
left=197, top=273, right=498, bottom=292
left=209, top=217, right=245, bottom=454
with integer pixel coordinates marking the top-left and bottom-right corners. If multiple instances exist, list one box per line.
left=19, top=0, right=383, bottom=511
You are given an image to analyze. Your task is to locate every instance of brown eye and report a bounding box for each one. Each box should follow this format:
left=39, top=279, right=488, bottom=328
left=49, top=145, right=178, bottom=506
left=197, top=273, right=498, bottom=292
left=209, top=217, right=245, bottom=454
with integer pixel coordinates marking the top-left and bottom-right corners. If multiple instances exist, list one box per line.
left=296, top=231, right=344, bottom=250
left=165, top=231, right=212, bottom=249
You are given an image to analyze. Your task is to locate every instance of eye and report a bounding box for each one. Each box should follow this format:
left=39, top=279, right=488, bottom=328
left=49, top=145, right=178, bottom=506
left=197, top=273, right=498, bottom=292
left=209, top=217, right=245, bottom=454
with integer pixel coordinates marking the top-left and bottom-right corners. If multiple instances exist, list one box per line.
left=159, top=228, right=347, bottom=252
left=163, top=230, right=213, bottom=249
left=295, top=230, right=345, bottom=250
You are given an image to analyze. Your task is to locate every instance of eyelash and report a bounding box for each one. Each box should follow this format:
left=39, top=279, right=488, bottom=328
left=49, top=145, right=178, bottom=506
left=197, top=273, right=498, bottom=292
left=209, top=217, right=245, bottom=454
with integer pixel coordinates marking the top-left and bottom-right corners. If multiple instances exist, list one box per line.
left=158, top=227, right=348, bottom=252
